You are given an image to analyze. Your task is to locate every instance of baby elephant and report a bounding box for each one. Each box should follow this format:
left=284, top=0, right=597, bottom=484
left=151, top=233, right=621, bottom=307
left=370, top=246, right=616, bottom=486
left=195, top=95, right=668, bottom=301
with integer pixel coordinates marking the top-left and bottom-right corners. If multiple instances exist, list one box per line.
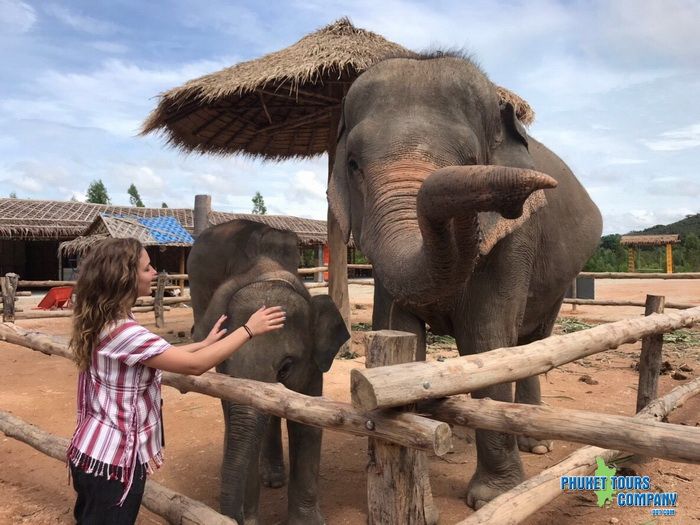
left=188, top=219, right=350, bottom=525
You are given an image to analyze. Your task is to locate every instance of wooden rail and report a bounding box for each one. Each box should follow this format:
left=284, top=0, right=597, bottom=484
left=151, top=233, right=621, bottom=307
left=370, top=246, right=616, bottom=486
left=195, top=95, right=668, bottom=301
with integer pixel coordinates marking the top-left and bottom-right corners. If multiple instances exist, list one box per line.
left=563, top=298, right=695, bottom=309
left=579, top=272, right=700, bottom=279
left=458, top=377, right=700, bottom=524
left=351, top=305, right=700, bottom=410
left=0, top=323, right=452, bottom=456
left=0, top=411, right=237, bottom=525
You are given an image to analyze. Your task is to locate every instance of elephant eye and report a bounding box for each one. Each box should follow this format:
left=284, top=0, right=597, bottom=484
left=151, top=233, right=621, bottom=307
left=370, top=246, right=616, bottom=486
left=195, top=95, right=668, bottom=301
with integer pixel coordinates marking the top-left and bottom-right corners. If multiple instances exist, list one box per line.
left=277, top=357, right=294, bottom=381
left=347, top=159, right=359, bottom=172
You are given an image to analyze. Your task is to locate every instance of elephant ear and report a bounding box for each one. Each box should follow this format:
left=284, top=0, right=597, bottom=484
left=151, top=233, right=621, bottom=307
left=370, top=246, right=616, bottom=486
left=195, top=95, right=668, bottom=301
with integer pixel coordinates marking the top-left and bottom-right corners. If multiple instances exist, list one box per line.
left=310, top=295, right=350, bottom=372
left=327, top=98, right=351, bottom=244
left=478, top=101, right=547, bottom=256
left=192, top=274, right=251, bottom=342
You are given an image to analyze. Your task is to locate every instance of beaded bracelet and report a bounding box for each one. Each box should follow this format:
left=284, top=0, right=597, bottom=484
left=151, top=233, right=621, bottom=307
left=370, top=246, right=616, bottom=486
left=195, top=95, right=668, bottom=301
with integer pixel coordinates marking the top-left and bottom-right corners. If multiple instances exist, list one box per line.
left=243, top=324, right=254, bottom=339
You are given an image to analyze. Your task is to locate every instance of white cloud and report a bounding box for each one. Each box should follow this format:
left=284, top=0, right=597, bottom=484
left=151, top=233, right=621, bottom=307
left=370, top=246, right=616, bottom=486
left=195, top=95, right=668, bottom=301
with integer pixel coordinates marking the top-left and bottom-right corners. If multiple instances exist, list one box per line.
left=597, top=0, right=700, bottom=64
left=1, top=57, right=236, bottom=137
left=0, top=0, right=36, bottom=33
left=642, top=123, right=700, bottom=152
left=44, top=4, right=119, bottom=35
left=90, top=41, right=128, bottom=54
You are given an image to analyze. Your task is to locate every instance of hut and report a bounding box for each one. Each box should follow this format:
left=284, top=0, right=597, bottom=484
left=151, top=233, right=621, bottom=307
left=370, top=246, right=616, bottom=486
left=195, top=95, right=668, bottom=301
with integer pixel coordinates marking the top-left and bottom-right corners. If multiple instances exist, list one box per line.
left=58, top=214, right=195, bottom=280
left=0, top=198, right=329, bottom=282
left=620, top=234, right=680, bottom=273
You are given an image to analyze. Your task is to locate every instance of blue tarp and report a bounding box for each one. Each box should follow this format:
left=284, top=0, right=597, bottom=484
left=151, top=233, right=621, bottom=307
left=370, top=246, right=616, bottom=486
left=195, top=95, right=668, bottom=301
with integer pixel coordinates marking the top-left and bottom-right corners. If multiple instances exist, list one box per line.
left=100, top=213, right=193, bottom=245
left=136, top=216, right=193, bottom=244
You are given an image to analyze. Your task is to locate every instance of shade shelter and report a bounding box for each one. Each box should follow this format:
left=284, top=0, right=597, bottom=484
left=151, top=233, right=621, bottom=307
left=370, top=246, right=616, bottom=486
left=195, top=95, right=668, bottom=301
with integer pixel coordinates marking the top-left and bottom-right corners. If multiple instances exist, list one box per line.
left=58, top=214, right=195, bottom=282
left=620, top=234, right=680, bottom=273
left=0, top=198, right=329, bottom=281
left=142, top=17, right=536, bottom=331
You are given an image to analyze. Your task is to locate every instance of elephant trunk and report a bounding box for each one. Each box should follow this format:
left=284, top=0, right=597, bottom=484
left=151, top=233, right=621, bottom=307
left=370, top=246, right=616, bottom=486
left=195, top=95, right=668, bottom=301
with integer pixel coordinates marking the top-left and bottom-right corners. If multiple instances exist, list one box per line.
left=364, top=164, right=557, bottom=307
left=219, top=402, right=269, bottom=522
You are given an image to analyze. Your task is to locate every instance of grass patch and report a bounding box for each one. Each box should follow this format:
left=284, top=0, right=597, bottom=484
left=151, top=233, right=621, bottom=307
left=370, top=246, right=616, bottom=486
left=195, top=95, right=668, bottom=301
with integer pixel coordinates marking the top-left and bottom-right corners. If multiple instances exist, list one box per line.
left=556, top=317, right=594, bottom=333
left=427, top=331, right=456, bottom=347
left=352, top=322, right=372, bottom=332
left=663, top=329, right=700, bottom=348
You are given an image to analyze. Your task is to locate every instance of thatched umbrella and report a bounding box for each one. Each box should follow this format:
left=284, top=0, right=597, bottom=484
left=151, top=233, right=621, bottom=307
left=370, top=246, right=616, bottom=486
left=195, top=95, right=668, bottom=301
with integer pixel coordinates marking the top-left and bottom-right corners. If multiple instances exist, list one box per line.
left=141, top=19, right=533, bottom=156
left=141, top=17, right=534, bottom=332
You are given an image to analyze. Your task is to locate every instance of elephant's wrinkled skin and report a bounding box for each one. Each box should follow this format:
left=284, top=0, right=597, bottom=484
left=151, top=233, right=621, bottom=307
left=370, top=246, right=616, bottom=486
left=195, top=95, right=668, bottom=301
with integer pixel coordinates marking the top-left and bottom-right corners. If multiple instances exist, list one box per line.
left=328, top=55, right=602, bottom=508
left=188, top=220, right=350, bottom=524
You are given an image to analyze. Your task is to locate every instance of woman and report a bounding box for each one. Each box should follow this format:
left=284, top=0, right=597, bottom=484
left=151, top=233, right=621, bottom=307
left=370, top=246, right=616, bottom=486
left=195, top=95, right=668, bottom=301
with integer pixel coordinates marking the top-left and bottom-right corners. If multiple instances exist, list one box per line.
left=67, top=238, right=285, bottom=524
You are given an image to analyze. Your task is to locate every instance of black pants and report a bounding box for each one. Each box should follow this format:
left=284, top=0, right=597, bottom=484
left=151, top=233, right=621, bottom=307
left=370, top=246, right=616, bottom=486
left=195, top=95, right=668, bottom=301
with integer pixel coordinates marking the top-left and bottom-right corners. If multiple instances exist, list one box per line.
left=70, top=462, right=146, bottom=525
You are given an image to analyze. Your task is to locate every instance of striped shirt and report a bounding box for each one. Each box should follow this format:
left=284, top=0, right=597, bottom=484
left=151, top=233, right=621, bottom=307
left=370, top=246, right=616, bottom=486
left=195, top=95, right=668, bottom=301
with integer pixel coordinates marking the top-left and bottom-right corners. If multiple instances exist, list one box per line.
left=67, top=318, right=171, bottom=504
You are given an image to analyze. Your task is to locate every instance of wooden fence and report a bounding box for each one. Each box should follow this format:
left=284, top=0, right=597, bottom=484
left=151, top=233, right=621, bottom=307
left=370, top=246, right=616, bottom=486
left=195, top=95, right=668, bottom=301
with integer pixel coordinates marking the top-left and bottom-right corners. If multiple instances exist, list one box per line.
left=7, top=267, right=700, bottom=322
left=1, top=296, right=699, bottom=523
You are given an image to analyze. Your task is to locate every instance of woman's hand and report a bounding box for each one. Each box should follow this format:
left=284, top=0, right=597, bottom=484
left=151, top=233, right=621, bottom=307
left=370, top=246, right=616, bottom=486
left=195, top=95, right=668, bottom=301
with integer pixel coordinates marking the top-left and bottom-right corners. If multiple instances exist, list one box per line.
left=244, top=306, right=286, bottom=337
left=203, top=314, right=229, bottom=345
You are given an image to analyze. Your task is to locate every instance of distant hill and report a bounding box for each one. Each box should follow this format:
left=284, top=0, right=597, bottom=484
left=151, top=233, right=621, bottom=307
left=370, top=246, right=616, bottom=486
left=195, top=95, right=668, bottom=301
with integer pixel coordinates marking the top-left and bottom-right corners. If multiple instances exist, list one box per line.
left=628, top=213, right=700, bottom=238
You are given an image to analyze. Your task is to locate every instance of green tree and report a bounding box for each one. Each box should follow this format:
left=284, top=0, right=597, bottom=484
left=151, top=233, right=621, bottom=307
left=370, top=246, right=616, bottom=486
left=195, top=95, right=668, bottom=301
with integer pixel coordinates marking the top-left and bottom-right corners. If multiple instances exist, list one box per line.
left=251, top=191, right=267, bottom=215
left=127, top=183, right=144, bottom=207
left=9, top=191, right=17, bottom=198
left=161, top=202, right=168, bottom=208
left=86, top=179, right=111, bottom=204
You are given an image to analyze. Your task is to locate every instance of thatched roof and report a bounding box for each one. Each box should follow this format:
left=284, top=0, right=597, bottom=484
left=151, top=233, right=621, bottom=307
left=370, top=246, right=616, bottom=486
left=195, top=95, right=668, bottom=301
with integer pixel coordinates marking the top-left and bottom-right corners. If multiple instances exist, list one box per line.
left=0, top=198, right=330, bottom=245
left=59, top=214, right=194, bottom=256
left=620, top=234, right=680, bottom=246
left=142, top=18, right=534, bottom=159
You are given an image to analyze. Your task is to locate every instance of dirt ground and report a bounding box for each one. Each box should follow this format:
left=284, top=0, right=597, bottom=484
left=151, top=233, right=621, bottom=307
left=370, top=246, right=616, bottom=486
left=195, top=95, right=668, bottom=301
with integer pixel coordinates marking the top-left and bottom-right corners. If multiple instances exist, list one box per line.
left=1, top=279, right=699, bottom=524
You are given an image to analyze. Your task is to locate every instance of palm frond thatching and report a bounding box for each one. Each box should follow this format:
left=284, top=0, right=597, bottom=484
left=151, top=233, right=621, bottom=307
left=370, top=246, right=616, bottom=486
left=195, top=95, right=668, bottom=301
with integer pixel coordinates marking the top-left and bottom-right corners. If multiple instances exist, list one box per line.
left=142, top=17, right=535, bottom=159
left=620, top=235, right=680, bottom=246
left=0, top=198, right=332, bottom=246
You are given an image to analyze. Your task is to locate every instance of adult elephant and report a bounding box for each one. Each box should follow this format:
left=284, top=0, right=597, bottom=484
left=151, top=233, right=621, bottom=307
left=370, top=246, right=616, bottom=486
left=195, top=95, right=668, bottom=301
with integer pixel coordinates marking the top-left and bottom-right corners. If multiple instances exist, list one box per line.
left=328, top=53, right=602, bottom=509
left=189, top=219, right=350, bottom=524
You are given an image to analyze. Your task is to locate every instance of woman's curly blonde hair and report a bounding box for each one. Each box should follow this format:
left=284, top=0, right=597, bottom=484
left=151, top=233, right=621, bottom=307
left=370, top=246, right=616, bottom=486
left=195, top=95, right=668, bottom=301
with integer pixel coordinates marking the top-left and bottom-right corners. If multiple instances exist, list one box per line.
left=70, top=238, right=143, bottom=371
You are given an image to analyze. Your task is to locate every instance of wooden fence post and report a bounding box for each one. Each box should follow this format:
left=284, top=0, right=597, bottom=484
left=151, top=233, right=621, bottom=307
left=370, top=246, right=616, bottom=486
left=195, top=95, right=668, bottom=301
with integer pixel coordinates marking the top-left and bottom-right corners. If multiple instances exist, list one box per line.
left=364, top=330, right=438, bottom=525
left=570, top=278, right=577, bottom=312
left=2, top=273, right=19, bottom=323
left=635, top=295, right=666, bottom=413
left=154, top=272, right=167, bottom=328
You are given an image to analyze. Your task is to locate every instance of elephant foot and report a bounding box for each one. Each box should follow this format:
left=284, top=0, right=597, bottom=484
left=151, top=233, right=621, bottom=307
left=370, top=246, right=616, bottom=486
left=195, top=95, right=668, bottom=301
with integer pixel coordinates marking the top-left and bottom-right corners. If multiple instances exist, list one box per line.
left=517, top=434, right=553, bottom=455
left=288, top=506, right=324, bottom=525
left=260, top=461, right=286, bottom=488
left=465, top=469, right=524, bottom=510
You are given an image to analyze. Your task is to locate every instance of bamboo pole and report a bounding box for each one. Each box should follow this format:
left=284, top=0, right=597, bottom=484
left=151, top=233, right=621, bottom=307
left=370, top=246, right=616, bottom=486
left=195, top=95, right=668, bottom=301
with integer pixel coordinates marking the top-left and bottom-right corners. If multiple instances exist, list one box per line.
left=421, top=395, right=700, bottom=464
left=365, top=331, right=438, bottom=525
left=17, top=280, right=76, bottom=287
left=0, top=411, right=237, bottom=525
left=562, top=298, right=694, bottom=309
left=351, top=306, right=700, bottom=410
left=0, top=324, right=452, bottom=456
left=456, top=377, right=700, bottom=525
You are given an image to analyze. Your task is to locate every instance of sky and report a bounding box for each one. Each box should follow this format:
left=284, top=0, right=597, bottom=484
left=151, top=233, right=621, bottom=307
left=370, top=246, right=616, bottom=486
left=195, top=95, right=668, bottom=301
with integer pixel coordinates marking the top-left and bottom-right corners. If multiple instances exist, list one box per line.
left=1, top=0, right=699, bottom=234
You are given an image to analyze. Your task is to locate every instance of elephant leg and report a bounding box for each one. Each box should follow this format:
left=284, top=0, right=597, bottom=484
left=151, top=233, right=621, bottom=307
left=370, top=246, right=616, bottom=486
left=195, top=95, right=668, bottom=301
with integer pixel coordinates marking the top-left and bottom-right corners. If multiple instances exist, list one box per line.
left=373, top=278, right=427, bottom=360
left=515, top=301, right=561, bottom=454
left=220, top=403, right=268, bottom=524
left=287, top=374, right=324, bottom=525
left=455, top=262, right=533, bottom=509
left=260, top=416, right=286, bottom=488
left=467, top=383, right=525, bottom=510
